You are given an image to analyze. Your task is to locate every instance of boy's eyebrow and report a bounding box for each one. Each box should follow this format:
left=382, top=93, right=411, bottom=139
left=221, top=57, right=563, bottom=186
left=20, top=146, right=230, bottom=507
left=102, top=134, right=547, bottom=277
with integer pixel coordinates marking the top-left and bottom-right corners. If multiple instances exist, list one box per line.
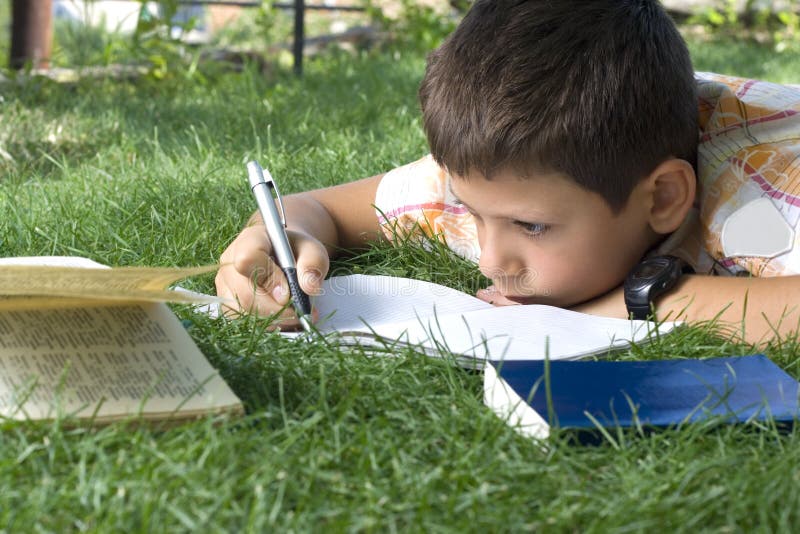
left=447, top=179, right=559, bottom=221
left=446, top=181, right=468, bottom=207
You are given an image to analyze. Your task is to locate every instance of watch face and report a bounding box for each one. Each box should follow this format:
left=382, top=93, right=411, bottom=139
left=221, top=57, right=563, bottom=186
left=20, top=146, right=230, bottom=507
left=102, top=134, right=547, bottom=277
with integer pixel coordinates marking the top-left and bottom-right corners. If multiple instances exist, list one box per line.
left=631, top=262, right=666, bottom=280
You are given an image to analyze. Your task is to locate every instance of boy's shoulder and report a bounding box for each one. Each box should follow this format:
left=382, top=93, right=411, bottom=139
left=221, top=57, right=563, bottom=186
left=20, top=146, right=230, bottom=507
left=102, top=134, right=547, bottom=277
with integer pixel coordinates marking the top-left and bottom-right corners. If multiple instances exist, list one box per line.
left=696, top=72, right=800, bottom=136
left=678, top=73, right=800, bottom=277
left=374, top=155, right=480, bottom=262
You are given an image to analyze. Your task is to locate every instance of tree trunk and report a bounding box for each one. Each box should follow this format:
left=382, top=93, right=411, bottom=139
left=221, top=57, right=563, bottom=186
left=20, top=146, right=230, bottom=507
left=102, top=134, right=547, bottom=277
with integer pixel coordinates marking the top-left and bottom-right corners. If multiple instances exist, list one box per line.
left=10, top=0, right=53, bottom=69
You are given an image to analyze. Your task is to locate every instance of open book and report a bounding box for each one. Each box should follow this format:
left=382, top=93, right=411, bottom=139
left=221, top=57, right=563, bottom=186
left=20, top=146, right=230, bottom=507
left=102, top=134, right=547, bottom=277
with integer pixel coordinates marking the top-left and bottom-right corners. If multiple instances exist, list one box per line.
left=304, top=275, right=679, bottom=366
left=0, top=256, right=242, bottom=425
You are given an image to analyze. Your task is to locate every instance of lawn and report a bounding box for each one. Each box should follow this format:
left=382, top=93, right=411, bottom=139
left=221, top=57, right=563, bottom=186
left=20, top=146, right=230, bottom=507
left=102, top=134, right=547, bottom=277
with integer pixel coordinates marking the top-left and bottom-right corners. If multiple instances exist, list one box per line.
left=1, top=22, right=800, bottom=530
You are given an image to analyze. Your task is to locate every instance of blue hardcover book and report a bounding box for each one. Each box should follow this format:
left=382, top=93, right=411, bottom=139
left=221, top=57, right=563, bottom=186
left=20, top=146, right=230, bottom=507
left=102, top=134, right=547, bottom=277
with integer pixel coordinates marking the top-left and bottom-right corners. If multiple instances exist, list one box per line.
left=483, top=355, right=800, bottom=440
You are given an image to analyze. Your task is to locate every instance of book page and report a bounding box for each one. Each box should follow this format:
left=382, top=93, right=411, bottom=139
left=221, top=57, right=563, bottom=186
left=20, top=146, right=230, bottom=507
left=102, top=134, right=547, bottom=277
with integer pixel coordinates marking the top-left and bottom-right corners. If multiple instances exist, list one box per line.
left=0, top=264, right=219, bottom=303
left=0, top=303, right=242, bottom=421
left=313, top=275, right=491, bottom=331
left=0, top=256, right=220, bottom=307
left=0, top=256, right=108, bottom=269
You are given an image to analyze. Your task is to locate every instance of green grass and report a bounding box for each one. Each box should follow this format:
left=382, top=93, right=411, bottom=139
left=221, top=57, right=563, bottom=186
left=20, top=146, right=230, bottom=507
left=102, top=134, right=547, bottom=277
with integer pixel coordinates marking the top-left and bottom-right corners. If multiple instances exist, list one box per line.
left=1, top=30, right=800, bottom=530
left=687, top=34, right=800, bottom=84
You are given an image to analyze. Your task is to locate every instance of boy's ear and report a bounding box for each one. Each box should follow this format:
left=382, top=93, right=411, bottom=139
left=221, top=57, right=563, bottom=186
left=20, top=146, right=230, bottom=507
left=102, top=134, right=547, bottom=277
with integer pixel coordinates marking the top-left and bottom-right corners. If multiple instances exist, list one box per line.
left=643, top=158, right=696, bottom=234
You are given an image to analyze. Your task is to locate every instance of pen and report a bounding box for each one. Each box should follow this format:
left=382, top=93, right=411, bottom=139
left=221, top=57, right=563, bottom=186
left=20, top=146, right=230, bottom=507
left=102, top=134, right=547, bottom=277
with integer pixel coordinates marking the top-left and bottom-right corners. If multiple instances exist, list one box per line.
left=246, top=160, right=313, bottom=332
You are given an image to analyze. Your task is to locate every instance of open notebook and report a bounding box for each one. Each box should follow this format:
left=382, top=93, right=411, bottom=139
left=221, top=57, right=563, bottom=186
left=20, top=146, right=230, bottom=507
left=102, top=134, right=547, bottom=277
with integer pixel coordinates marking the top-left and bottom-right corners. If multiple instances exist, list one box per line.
left=298, top=275, right=679, bottom=367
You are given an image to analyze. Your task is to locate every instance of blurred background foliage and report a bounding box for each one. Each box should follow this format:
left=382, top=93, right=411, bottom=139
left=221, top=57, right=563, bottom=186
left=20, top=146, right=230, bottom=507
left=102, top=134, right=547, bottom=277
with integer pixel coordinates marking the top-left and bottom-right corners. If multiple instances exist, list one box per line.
left=0, top=1, right=799, bottom=80
left=689, top=0, right=800, bottom=52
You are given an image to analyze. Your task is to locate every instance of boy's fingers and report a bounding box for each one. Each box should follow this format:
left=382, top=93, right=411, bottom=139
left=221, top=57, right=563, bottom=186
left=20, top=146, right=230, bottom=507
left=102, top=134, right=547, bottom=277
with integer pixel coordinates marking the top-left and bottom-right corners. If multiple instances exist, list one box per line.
left=476, top=285, right=521, bottom=306
left=217, top=226, right=291, bottom=314
left=292, top=232, right=330, bottom=296
left=221, top=225, right=291, bottom=302
left=216, top=270, right=299, bottom=324
left=226, top=226, right=274, bottom=281
left=217, top=226, right=330, bottom=316
left=216, top=265, right=271, bottom=314
left=219, top=271, right=307, bottom=329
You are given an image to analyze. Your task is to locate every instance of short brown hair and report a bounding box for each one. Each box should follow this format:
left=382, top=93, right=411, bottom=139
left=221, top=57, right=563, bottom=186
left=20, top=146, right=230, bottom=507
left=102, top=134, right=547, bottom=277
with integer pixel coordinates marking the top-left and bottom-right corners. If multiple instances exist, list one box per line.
left=419, top=0, right=697, bottom=211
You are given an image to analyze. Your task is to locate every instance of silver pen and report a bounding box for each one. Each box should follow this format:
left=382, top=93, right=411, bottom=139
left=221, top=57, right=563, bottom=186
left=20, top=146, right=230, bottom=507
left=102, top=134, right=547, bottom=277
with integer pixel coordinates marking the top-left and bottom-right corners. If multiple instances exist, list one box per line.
left=246, top=160, right=313, bottom=332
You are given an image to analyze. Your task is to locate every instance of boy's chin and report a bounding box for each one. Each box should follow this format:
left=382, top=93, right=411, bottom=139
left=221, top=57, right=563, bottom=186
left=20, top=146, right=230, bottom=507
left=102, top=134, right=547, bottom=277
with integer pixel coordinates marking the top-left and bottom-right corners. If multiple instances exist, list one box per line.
left=501, top=294, right=556, bottom=306
left=501, top=291, right=581, bottom=307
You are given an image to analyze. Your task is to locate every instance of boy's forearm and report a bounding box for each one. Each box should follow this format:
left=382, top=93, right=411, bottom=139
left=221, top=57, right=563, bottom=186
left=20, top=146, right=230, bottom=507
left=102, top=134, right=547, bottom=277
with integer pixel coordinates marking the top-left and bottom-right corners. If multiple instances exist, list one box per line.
left=657, top=275, right=800, bottom=345
left=574, top=275, right=800, bottom=346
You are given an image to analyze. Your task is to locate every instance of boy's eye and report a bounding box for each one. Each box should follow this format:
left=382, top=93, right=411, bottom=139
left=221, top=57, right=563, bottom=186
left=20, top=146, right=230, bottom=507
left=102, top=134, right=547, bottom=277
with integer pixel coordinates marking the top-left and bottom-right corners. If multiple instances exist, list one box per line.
left=515, top=221, right=549, bottom=237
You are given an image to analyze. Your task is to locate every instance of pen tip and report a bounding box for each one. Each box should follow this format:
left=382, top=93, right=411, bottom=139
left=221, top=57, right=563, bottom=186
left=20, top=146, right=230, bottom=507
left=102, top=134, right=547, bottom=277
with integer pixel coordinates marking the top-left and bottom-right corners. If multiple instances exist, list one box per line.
left=299, top=315, right=314, bottom=334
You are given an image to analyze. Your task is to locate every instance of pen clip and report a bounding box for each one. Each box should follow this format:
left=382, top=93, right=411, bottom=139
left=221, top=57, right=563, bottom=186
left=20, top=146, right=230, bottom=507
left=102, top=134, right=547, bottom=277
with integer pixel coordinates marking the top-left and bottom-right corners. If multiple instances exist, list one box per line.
left=260, top=166, right=287, bottom=227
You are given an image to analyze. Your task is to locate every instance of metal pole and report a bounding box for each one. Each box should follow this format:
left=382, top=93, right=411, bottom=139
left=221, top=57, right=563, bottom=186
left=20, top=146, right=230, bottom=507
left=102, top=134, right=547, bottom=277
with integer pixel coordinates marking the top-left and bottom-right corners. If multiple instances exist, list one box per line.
left=293, top=0, right=305, bottom=75
left=10, top=0, right=54, bottom=69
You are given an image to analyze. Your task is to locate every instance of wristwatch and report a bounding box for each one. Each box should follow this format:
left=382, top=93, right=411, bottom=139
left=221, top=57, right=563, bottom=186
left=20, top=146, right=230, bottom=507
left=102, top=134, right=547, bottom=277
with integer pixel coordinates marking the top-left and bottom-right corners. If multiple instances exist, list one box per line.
left=623, top=255, right=691, bottom=321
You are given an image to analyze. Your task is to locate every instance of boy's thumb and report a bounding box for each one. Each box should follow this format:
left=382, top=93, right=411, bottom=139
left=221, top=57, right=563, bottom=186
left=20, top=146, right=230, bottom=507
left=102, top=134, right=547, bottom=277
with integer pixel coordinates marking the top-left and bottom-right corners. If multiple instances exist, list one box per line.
left=299, top=268, right=323, bottom=295
left=271, top=282, right=290, bottom=305
left=292, top=233, right=329, bottom=295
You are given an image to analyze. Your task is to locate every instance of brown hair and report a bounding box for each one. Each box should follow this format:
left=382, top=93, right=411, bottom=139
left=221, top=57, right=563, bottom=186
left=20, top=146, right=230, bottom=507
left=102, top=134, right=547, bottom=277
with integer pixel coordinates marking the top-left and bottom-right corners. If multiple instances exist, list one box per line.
left=419, top=0, right=697, bottom=211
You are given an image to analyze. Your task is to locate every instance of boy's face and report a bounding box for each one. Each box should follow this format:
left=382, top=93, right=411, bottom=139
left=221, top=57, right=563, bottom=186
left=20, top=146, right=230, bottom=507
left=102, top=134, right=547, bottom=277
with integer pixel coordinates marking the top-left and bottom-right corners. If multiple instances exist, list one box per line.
left=450, top=168, right=658, bottom=307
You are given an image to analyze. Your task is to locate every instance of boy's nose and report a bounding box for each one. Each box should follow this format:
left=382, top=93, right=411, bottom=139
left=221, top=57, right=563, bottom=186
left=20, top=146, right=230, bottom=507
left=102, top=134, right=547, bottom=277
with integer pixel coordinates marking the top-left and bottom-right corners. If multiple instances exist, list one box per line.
left=477, top=234, right=524, bottom=280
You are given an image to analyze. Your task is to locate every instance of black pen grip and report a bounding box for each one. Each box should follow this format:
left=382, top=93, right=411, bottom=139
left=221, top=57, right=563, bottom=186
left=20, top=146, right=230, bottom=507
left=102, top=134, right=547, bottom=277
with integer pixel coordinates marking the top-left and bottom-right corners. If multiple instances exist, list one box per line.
left=282, top=266, right=312, bottom=317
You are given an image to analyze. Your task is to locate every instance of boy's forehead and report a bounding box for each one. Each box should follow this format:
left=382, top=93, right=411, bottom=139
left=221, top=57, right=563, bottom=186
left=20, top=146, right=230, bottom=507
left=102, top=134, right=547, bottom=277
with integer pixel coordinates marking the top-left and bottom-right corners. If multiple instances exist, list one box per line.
left=448, top=164, right=576, bottom=188
left=448, top=170, right=568, bottom=201
left=448, top=171, right=614, bottom=219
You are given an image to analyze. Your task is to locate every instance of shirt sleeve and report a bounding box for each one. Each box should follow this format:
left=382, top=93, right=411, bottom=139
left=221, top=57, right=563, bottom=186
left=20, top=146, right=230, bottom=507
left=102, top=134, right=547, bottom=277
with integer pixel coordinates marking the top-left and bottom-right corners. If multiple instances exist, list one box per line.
left=374, top=155, right=480, bottom=262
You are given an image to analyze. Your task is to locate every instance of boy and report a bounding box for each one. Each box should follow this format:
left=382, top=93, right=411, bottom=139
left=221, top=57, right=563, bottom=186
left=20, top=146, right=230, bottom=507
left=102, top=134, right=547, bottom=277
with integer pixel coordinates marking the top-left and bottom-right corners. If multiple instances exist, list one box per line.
left=216, top=0, right=800, bottom=345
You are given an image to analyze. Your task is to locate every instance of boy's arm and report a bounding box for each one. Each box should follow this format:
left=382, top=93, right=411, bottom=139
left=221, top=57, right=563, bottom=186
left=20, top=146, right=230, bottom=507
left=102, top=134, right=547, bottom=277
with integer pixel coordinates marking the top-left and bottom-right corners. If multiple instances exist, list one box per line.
left=216, top=174, right=384, bottom=318
left=571, top=275, right=800, bottom=346
left=304, top=174, right=385, bottom=251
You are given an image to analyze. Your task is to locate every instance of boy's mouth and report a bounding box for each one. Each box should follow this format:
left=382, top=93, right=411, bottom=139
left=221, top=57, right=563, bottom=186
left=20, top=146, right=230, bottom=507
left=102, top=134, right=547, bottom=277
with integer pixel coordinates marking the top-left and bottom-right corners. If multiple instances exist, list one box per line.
left=503, top=295, right=541, bottom=305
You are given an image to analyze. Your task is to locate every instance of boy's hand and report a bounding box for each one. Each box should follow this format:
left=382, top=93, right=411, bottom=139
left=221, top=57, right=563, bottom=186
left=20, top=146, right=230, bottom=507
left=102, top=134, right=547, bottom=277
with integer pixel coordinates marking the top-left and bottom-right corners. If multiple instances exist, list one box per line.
left=215, top=224, right=329, bottom=325
left=475, top=285, right=520, bottom=306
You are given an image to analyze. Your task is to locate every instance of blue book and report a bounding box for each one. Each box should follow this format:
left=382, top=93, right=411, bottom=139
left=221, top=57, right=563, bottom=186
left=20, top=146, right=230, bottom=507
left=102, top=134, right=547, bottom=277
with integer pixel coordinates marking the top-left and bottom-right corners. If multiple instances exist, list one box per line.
left=483, top=355, right=800, bottom=440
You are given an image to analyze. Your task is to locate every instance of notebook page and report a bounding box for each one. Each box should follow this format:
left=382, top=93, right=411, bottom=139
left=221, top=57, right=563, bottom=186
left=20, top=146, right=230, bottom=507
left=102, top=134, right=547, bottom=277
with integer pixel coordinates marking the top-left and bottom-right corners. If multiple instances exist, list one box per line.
left=365, top=305, right=677, bottom=361
left=312, top=275, right=491, bottom=331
